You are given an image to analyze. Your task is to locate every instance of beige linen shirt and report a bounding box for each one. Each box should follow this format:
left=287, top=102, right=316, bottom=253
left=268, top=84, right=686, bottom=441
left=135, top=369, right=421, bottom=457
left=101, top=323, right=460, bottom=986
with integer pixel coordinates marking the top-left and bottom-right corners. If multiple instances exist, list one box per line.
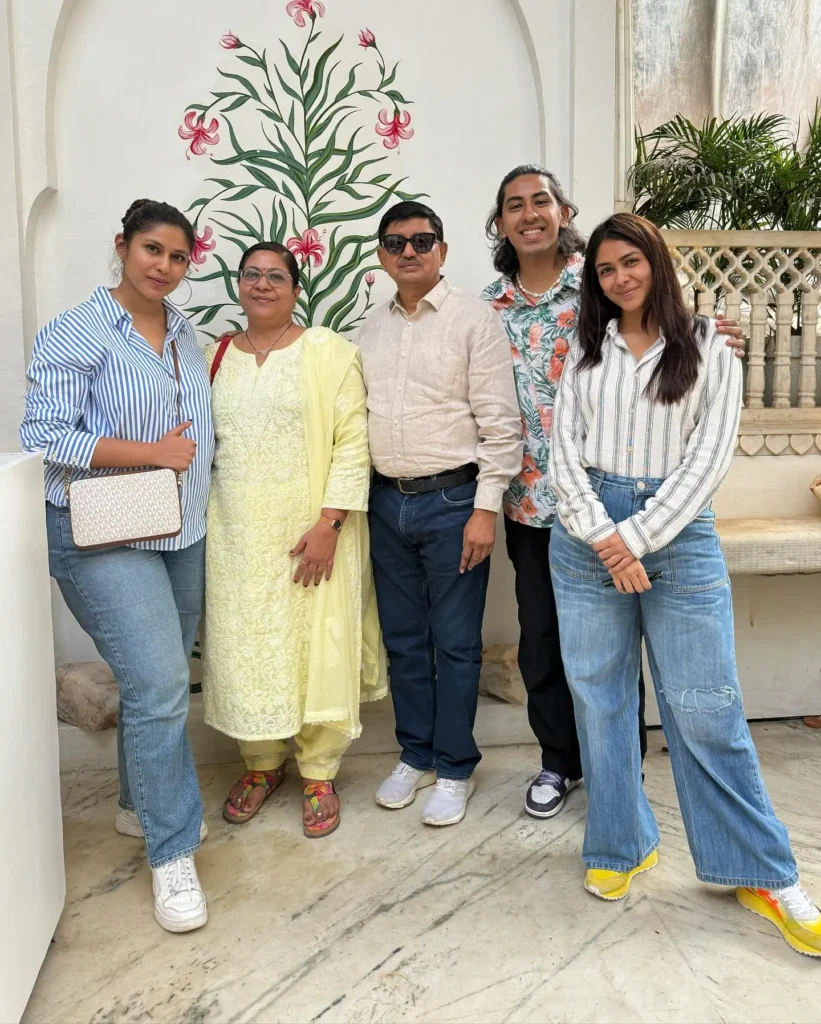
left=356, top=277, right=522, bottom=512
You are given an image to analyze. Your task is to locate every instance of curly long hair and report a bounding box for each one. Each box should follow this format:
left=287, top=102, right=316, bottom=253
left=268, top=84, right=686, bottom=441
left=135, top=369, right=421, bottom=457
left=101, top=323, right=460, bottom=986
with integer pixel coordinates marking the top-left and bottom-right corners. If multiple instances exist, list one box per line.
left=485, top=165, right=586, bottom=277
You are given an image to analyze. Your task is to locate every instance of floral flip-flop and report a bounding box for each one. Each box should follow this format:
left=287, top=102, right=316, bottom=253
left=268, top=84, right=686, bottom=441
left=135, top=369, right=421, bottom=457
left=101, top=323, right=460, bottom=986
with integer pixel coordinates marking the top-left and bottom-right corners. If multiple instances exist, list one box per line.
left=222, top=767, right=285, bottom=824
left=303, top=780, right=340, bottom=838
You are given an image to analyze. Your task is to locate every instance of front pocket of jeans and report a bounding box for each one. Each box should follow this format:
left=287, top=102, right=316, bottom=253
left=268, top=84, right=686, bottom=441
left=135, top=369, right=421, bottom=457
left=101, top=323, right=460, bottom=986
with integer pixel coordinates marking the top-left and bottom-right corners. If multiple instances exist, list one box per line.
left=549, top=532, right=598, bottom=581
left=441, top=481, right=477, bottom=506
left=669, top=519, right=728, bottom=593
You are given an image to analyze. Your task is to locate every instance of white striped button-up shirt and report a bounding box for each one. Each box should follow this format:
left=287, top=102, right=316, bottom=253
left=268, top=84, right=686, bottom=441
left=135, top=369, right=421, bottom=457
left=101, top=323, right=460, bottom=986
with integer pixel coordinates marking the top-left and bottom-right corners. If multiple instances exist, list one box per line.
left=548, top=317, right=742, bottom=558
left=20, top=286, right=214, bottom=550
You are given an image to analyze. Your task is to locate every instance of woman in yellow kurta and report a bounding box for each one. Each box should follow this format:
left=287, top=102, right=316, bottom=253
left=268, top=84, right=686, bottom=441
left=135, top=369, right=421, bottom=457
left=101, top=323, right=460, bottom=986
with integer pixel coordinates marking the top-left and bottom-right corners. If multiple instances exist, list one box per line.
left=202, top=242, right=385, bottom=837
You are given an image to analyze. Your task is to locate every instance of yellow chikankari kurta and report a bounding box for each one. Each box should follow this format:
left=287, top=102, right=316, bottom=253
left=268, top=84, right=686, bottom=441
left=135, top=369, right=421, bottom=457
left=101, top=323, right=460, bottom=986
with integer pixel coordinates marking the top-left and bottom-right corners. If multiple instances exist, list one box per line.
left=202, top=327, right=386, bottom=742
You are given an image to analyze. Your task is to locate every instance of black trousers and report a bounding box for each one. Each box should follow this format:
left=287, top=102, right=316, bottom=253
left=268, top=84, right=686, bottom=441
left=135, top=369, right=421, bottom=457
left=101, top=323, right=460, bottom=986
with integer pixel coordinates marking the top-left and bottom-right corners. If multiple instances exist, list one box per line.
left=504, top=516, right=647, bottom=779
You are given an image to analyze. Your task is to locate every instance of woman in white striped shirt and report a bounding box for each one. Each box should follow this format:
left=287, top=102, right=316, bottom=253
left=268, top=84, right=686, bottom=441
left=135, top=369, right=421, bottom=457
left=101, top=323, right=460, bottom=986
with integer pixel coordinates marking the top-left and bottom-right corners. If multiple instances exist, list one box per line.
left=21, top=199, right=214, bottom=934
left=548, top=212, right=820, bottom=956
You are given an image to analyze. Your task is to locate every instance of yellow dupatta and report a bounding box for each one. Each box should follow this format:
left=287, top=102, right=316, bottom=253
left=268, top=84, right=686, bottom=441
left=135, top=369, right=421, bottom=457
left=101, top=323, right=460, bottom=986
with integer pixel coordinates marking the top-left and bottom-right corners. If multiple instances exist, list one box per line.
left=299, top=327, right=387, bottom=737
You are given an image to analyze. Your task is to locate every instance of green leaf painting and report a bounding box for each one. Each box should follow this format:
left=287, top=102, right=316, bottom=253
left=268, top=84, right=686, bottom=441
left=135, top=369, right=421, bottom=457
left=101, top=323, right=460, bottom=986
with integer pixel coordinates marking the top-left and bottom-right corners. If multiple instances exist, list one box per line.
left=180, top=3, right=425, bottom=337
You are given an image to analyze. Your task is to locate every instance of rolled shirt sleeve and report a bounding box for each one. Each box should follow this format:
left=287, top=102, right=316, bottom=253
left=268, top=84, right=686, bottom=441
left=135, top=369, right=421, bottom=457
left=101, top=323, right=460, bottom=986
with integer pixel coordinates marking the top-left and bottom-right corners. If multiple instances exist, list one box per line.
left=469, top=306, right=524, bottom=512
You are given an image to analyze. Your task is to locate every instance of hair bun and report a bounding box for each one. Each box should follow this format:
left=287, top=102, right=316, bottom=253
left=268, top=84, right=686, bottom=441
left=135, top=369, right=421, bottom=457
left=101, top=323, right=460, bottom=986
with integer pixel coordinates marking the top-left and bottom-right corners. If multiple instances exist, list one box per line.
left=122, top=198, right=154, bottom=228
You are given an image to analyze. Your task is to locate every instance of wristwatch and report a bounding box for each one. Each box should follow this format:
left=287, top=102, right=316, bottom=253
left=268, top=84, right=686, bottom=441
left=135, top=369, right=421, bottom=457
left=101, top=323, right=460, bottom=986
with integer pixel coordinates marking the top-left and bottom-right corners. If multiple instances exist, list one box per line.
left=320, top=516, right=343, bottom=531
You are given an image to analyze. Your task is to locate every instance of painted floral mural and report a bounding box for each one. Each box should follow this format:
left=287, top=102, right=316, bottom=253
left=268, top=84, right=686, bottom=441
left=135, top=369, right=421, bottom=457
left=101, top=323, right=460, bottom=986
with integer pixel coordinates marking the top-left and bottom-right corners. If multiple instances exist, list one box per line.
left=181, top=2, right=423, bottom=337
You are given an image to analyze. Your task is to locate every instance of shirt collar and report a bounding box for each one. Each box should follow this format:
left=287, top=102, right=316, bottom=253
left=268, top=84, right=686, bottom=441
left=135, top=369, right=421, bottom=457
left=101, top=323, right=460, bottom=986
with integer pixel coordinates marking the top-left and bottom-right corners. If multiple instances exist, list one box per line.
left=389, top=276, right=451, bottom=316
left=606, top=317, right=666, bottom=357
left=91, top=285, right=187, bottom=340
left=557, top=252, right=584, bottom=294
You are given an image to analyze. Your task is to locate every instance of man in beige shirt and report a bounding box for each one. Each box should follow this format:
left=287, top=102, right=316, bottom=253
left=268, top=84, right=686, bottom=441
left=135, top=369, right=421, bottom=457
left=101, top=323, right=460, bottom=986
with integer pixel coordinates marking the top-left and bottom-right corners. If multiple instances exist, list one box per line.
left=358, top=200, right=522, bottom=827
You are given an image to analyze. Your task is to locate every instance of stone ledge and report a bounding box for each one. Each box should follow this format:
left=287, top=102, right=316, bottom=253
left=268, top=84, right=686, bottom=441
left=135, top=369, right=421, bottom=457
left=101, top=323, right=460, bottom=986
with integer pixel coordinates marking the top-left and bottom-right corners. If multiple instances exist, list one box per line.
left=58, top=693, right=536, bottom=771
left=717, top=518, right=821, bottom=575
left=56, top=661, right=118, bottom=731
left=478, top=644, right=526, bottom=705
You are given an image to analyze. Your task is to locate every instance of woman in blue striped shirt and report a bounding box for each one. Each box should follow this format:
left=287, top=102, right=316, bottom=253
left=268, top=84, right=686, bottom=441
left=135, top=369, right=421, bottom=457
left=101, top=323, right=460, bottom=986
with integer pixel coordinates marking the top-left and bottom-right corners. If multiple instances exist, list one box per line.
left=20, top=199, right=215, bottom=934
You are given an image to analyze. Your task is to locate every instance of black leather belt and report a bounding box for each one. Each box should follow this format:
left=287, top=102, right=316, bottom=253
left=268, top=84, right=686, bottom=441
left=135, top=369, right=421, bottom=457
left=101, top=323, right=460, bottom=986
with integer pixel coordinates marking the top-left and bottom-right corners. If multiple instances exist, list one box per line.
left=373, top=463, right=478, bottom=495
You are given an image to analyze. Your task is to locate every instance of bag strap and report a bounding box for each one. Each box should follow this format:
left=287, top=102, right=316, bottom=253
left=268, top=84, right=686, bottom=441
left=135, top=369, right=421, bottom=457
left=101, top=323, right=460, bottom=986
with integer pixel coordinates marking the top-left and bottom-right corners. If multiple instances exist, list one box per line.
left=170, top=336, right=183, bottom=426
left=210, top=334, right=233, bottom=384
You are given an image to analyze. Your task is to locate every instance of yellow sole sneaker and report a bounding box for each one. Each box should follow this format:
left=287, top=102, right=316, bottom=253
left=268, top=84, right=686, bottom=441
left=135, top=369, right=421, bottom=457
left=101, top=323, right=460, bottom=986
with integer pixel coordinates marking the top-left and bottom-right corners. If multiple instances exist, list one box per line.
left=584, top=849, right=659, bottom=901
left=736, top=887, right=821, bottom=958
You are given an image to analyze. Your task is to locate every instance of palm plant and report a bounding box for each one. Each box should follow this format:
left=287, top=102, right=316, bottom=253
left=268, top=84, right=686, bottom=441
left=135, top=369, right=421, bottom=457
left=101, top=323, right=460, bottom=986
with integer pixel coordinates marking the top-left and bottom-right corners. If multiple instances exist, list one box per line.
left=630, top=107, right=821, bottom=230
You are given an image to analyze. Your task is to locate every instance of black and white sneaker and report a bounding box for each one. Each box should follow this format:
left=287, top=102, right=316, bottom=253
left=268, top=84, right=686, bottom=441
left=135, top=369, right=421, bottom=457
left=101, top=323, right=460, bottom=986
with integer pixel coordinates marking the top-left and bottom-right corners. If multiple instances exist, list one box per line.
left=524, top=770, right=582, bottom=819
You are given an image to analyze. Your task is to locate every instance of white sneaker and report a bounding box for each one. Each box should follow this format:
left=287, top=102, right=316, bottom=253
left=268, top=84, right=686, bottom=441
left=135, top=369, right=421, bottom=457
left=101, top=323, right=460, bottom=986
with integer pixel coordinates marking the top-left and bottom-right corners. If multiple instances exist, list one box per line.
left=152, top=855, right=208, bottom=933
left=375, top=762, right=437, bottom=809
left=421, top=777, right=477, bottom=826
left=116, top=808, right=208, bottom=843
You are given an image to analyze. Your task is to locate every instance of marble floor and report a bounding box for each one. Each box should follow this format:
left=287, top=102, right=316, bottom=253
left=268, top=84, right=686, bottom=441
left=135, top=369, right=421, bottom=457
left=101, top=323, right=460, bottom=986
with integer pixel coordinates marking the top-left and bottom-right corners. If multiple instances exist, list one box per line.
left=24, top=721, right=821, bottom=1024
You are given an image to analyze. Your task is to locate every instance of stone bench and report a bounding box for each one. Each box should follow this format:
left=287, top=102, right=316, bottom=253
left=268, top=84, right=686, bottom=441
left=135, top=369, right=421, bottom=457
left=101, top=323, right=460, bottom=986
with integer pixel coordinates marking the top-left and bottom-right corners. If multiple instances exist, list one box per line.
left=479, top=517, right=821, bottom=706
left=716, top=517, right=821, bottom=575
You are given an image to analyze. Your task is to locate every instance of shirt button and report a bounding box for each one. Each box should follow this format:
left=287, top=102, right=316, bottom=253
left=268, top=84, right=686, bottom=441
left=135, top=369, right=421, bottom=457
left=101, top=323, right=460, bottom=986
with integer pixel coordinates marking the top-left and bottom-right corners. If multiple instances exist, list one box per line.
left=397, top=385, right=402, bottom=391
left=636, top=479, right=645, bottom=490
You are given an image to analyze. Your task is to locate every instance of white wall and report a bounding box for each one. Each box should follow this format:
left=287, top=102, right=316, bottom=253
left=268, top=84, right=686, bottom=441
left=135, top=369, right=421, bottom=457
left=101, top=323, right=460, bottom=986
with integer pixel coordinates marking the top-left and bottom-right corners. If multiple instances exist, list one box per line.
left=0, top=0, right=27, bottom=449
left=0, top=454, right=65, bottom=1022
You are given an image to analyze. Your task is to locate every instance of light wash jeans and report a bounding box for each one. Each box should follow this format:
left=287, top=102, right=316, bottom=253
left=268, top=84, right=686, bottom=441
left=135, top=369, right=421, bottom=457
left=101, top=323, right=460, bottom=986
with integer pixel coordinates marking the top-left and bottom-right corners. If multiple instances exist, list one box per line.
left=46, top=503, right=204, bottom=867
left=549, top=471, right=798, bottom=889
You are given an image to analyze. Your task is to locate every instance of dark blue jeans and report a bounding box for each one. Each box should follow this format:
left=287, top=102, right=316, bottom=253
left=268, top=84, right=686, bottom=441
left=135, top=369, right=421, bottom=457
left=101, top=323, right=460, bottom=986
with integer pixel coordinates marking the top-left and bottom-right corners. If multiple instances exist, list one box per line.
left=368, top=479, right=490, bottom=780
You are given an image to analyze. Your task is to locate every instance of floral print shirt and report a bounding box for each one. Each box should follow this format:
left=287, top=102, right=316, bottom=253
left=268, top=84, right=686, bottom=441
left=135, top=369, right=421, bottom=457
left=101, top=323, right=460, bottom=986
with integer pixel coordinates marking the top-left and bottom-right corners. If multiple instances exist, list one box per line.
left=481, top=252, right=584, bottom=528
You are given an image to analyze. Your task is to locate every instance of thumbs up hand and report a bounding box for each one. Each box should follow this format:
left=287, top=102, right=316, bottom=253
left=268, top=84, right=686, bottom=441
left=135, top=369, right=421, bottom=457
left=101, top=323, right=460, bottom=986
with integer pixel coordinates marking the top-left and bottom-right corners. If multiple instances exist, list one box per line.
left=151, top=421, right=197, bottom=471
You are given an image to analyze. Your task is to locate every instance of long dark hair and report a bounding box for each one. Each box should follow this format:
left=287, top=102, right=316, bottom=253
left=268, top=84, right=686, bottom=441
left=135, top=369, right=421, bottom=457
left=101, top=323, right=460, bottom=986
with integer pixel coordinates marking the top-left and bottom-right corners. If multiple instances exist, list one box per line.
left=485, top=165, right=586, bottom=277
left=578, top=213, right=705, bottom=405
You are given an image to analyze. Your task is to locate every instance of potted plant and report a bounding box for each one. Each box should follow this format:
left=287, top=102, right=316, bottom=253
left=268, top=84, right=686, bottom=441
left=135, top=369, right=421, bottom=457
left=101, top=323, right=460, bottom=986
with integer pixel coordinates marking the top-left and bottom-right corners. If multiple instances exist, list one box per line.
left=629, top=108, right=821, bottom=231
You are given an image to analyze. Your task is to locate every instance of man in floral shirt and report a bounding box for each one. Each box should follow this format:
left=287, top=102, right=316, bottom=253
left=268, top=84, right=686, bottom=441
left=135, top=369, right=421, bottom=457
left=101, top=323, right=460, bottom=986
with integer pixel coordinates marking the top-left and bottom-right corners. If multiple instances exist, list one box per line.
left=482, top=165, right=744, bottom=822
left=482, top=254, right=581, bottom=529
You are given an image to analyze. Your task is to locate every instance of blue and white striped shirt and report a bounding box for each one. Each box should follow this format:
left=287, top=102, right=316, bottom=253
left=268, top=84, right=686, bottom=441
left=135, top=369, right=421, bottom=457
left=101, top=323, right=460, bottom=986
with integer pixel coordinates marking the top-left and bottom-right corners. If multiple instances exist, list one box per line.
left=20, top=285, right=214, bottom=550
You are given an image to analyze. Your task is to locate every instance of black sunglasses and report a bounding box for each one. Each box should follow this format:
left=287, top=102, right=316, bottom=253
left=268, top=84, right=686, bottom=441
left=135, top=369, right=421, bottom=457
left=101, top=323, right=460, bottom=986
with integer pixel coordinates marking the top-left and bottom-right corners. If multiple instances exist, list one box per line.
left=381, top=232, right=438, bottom=255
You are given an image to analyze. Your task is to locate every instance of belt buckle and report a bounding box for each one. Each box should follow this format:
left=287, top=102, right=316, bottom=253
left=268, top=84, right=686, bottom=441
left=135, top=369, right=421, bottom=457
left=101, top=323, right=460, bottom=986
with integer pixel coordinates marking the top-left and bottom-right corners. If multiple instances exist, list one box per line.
left=397, top=477, right=413, bottom=495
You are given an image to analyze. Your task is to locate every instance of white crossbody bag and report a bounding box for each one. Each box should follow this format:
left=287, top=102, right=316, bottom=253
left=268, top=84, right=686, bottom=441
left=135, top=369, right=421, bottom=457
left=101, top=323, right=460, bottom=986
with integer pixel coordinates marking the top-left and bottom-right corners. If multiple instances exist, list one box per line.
left=66, top=340, right=185, bottom=550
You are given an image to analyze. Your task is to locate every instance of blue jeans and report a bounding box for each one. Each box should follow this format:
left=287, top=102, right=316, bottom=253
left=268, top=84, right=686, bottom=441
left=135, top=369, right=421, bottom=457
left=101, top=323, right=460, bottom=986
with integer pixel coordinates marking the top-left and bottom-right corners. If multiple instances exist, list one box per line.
left=368, top=480, right=490, bottom=779
left=549, top=472, right=797, bottom=888
left=46, top=503, right=204, bottom=867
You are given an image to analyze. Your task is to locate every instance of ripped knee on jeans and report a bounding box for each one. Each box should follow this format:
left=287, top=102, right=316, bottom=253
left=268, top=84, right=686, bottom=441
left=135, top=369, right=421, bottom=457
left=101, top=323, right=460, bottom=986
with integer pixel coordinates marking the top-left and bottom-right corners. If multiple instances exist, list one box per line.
left=660, top=685, right=738, bottom=713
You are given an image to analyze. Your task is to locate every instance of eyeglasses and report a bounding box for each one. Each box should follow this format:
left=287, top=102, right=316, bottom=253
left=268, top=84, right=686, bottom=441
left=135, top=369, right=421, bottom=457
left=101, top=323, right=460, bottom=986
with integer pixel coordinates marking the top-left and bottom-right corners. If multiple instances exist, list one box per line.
left=381, top=232, right=438, bottom=255
left=239, top=268, right=292, bottom=287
